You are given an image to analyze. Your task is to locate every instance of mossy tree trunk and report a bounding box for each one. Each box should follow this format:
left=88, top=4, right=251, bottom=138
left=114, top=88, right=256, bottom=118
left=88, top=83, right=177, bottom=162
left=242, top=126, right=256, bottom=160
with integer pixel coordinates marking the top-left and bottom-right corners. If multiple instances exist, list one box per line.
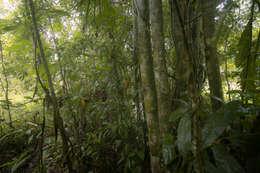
left=169, top=0, right=190, bottom=108
left=136, top=0, right=162, bottom=172
left=170, top=1, right=204, bottom=172
left=132, top=0, right=142, bottom=120
left=150, top=0, right=171, bottom=139
left=0, top=38, right=13, bottom=129
left=202, top=0, right=224, bottom=112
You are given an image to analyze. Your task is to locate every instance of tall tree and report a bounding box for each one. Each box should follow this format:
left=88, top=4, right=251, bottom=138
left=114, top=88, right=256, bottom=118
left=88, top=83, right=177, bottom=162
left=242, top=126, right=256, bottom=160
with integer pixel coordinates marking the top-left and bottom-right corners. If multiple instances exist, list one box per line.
left=132, top=0, right=141, bottom=120
left=202, top=0, right=224, bottom=112
left=170, top=1, right=204, bottom=171
left=0, top=38, right=12, bottom=129
left=136, top=0, right=162, bottom=172
left=150, top=0, right=171, bottom=138
left=169, top=0, right=191, bottom=108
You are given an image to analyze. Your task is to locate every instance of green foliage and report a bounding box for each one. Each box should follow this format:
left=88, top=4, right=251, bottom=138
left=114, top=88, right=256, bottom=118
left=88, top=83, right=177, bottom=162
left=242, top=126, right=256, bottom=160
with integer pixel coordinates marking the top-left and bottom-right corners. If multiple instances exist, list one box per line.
left=235, top=6, right=256, bottom=95
left=0, top=0, right=259, bottom=172
left=212, top=145, right=244, bottom=173
left=202, top=101, right=243, bottom=147
left=162, top=134, right=175, bottom=165
left=0, top=19, right=22, bottom=33
left=11, top=150, right=32, bottom=173
left=0, top=127, right=39, bottom=172
left=177, top=114, right=192, bottom=157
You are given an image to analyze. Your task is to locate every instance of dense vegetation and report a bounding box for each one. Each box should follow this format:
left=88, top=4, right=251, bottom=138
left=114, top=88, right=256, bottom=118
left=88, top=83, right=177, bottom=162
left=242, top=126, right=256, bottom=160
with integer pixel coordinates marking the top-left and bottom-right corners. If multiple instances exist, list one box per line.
left=0, top=0, right=259, bottom=172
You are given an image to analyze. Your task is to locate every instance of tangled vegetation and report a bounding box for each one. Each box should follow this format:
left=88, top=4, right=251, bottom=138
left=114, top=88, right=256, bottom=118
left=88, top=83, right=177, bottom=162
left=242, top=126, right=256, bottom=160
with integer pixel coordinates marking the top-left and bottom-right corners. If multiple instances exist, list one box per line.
left=0, top=0, right=259, bottom=172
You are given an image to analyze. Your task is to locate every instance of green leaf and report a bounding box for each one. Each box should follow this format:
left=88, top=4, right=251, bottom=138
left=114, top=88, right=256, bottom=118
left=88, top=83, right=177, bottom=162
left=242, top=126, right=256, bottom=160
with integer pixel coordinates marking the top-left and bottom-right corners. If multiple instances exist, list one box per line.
left=11, top=150, right=32, bottom=173
left=0, top=19, right=22, bottom=33
left=24, top=96, right=33, bottom=100
left=162, top=134, right=175, bottom=165
left=169, top=107, right=189, bottom=123
left=212, top=145, right=244, bottom=173
left=137, top=149, right=145, bottom=160
left=177, top=114, right=191, bottom=156
left=202, top=101, right=243, bottom=146
left=48, top=9, right=70, bottom=17
left=0, top=161, right=15, bottom=168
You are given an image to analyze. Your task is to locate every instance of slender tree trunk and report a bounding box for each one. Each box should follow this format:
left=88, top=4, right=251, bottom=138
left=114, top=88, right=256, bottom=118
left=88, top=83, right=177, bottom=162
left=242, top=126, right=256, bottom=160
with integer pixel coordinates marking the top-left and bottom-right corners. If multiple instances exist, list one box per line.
left=202, top=0, right=223, bottom=112
left=170, top=1, right=204, bottom=172
left=27, top=0, right=73, bottom=172
left=47, top=17, right=68, bottom=94
left=150, top=0, right=171, bottom=139
left=136, top=0, right=162, bottom=172
left=169, top=0, right=190, bottom=108
left=0, top=38, right=12, bottom=129
left=132, top=0, right=141, bottom=120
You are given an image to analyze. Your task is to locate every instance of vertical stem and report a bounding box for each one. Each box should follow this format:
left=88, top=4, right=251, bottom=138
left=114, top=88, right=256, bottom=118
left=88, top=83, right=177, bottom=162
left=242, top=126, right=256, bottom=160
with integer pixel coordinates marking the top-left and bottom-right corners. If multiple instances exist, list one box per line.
left=202, top=0, right=224, bottom=112
left=0, top=37, right=12, bottom=129
left=150, top=0, right=171, bottom=138
left=223, top=31, right=232, bottom=101
left=27, top=0, right=73, bottom=172
left=136, top=0, right=162, bottom=172
left=132, top=0, right=141, bottom=120
left=47, top=17, right=68, bottom=94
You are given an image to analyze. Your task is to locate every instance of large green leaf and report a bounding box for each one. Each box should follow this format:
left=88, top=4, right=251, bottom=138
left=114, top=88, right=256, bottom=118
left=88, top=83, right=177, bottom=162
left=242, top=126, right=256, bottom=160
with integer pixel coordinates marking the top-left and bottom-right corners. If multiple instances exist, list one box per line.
left=177, top=114, right=191, bottom=156
left=0, top=19, right=22, bottom=33
left=202, top=101, right=243, bottom=147
left=169, top=107, right=189, bottom=123
left=162, top=134, right=175, bottom=165
left=212, top=145, right=244, bottom=173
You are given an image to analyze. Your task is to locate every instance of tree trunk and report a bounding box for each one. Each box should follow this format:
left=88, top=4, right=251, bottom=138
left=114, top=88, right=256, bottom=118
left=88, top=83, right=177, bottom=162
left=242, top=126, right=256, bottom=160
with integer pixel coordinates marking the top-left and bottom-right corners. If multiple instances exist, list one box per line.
left=136, top=0, right=162, bottom=172
left=202, top=0, right=224, bottom=112
left=169, top=0, right=190, bottom=108
left=150, top=0, right=171, bottom=139
left=0, top=38, right=13, bottom=129
left=170, top=1, right=204, bottom=172
left=132, top=0, right=142, bottom=121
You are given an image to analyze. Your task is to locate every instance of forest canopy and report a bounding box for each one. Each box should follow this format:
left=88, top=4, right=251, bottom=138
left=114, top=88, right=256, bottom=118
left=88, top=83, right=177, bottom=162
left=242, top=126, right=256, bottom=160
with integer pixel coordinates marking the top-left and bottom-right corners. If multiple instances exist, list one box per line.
left=0, top=0, right=259, bottom=173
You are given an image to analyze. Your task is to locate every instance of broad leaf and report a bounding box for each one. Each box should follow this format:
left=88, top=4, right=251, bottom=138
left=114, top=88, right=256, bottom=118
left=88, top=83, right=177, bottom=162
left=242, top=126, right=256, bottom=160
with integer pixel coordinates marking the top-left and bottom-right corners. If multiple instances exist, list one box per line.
left=169, top=107, right=189, bottom=123
left=212, top=145, right=244, bottom=173
left=202, top=101, right=243, bottom=146
left=162, top=134, right=175, bottom=165
left=177, top=114, right=191, bottom=156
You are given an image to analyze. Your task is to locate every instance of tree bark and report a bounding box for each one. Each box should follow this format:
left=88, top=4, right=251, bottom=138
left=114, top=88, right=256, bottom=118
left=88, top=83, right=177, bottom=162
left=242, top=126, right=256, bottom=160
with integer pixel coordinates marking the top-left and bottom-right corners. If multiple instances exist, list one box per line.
left=169, top=0, right=190, bottom=108
left=132, top=0, right=142, bottom=121
left=202, top=0, right=224, bottom=112
left=136, top=0, right=162, bottom=172
left=170, top=1, right=204, bottom=172
left=150, top=0, right=171, bottom=138
left=0, top=38, right=13, bottom=129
